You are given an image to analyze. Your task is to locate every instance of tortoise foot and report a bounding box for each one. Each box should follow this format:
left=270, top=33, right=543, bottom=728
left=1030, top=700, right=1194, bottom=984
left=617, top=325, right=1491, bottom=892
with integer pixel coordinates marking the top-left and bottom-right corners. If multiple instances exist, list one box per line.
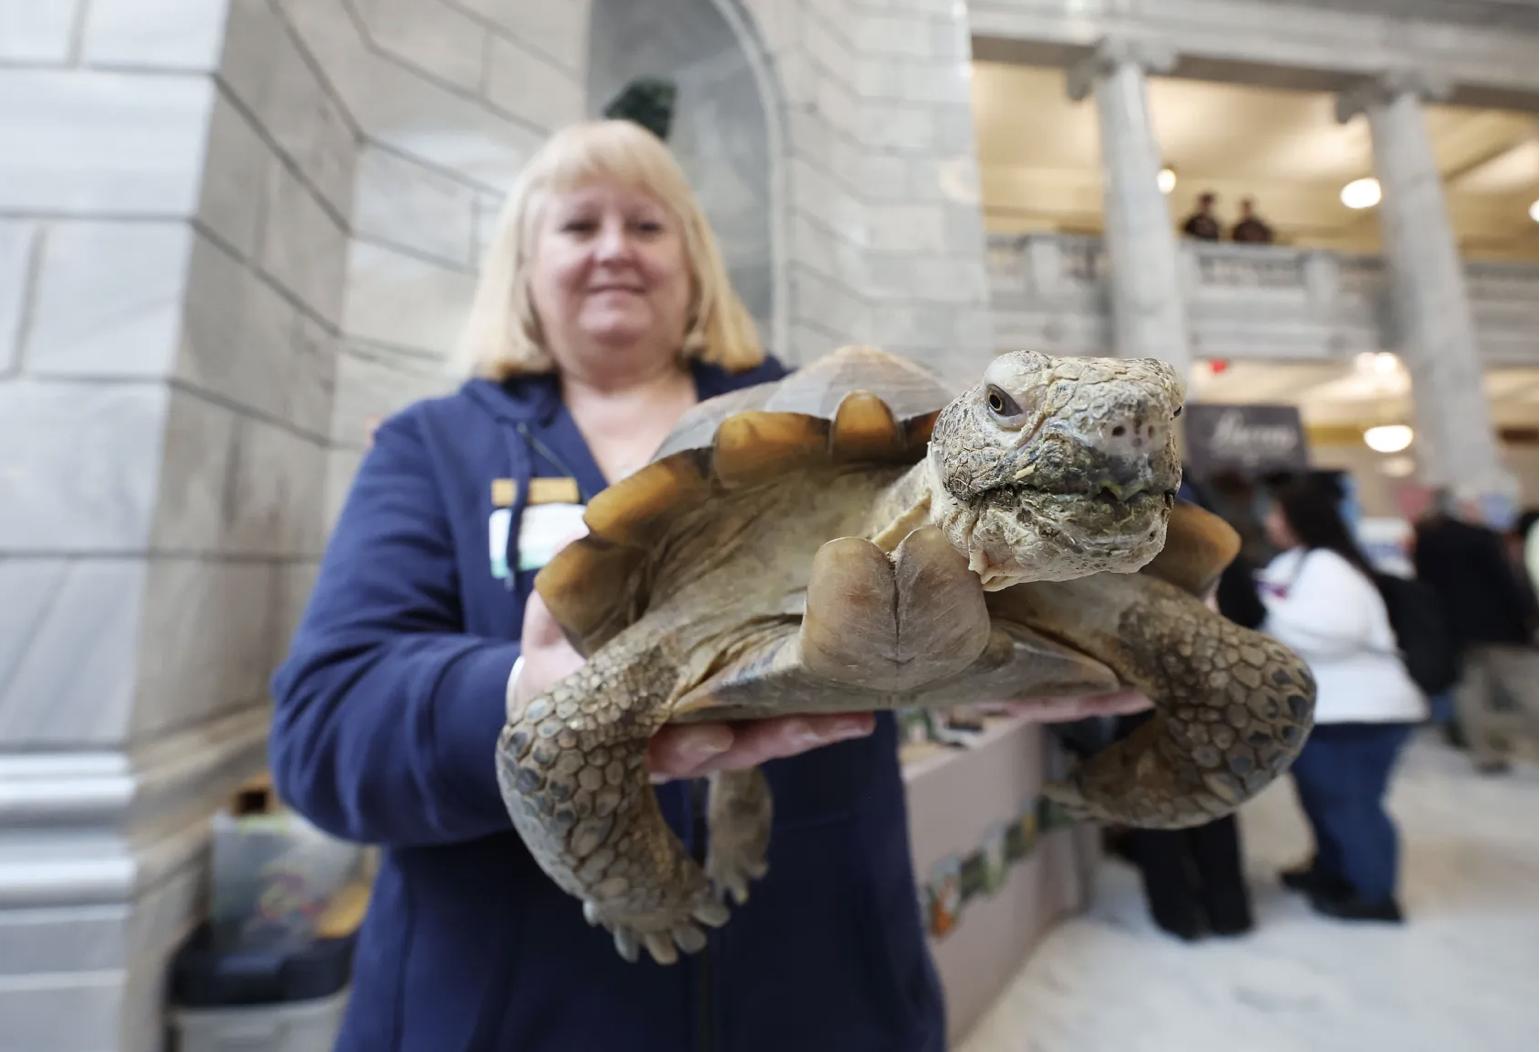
left=582, top=889, right=729, bottom=965
left=800, top=526, right=990, bottom=691
left=704, top=767, right=772, bottom=905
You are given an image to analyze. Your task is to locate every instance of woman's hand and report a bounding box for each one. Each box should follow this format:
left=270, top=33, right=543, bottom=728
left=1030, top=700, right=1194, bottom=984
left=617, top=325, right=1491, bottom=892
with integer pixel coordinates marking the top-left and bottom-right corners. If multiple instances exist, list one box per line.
left=513, top=592, right=877, bottom=783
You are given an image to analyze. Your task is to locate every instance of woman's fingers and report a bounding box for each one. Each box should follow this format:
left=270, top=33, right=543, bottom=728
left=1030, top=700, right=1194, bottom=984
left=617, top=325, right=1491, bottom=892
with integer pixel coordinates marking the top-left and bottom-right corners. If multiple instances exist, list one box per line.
left=514, top=592, right=586, bottom=706
left=647, top=714, right=876, bottom=782
left=1001, top=689, right=1153, bottom=722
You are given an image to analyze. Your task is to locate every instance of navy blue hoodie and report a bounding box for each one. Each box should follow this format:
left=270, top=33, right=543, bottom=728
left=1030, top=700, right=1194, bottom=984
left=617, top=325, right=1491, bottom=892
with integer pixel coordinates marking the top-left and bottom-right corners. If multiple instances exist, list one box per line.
left=270, top=357, right=945, bottom=1051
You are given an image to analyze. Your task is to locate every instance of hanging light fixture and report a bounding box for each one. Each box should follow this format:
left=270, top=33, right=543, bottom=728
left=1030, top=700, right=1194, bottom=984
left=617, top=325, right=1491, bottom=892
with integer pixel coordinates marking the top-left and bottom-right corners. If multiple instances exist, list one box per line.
left=1157, top=166, right=1177, bottom=195
left=1341, top=177, right=1382, bottom=210
left=1363, top=423, right=1414, bottom=453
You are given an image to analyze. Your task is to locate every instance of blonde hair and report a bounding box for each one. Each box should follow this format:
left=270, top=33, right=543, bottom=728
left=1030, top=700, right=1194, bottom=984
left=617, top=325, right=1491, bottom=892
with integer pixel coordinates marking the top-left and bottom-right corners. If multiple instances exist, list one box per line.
left=455, top=120, right=763, bottom=379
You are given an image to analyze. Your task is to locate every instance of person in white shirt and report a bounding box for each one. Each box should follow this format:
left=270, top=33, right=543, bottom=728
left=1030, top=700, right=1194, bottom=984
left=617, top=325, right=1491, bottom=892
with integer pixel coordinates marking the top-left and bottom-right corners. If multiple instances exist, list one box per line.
left=1256, top=480, right=1425, bottom=923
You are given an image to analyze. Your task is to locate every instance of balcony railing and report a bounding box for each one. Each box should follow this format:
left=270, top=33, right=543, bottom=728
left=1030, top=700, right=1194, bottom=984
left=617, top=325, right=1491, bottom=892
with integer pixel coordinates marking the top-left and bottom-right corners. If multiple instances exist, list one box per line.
left=986, top=233, right=1538, bottom=365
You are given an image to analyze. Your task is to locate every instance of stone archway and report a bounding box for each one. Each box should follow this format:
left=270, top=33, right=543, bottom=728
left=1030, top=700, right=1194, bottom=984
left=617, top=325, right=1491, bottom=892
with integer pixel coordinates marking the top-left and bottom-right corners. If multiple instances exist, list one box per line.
left=588, top=0, right=785, bottom=356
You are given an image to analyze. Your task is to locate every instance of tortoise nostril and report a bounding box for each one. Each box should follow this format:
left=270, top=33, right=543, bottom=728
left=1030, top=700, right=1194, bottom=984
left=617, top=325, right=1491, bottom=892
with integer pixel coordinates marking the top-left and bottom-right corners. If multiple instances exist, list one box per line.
left=1111, top=425, right=1125, bottom=437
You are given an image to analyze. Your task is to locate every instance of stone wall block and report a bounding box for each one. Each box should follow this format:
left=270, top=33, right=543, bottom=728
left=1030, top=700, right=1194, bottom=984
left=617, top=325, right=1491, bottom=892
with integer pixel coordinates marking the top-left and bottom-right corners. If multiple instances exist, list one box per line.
left=82, top=0, right=229, bottom=69
left=353, top=146, right=478, bottom=267
left=855, top=12, right=934, bottom=59
left=356, top=0, right=487, bottom=94
left=341, top=241, right=478, bottom=357
left=330, top=345, right=454, bottom=451
left=485, top=36, right=585, bottom=131
left=452, top=0, right=590, bottom=67
left=0, top=381, right=169, bottom=553
left=0, top=0, right=78, bottom=62
left=151, top=388, right=326, bottom=557
left=24, top=222, right=193, bottom=379
left=258, top=162, right=349, bottom=325
left=286, top=315, right=339, bottom=441
left=150, top=389, right=237, bottom=554
left=130, top=559, right=278, bottom=738
left=177, top=235, right=296, bottom=424
left=0, top=71, right=214, bottom=215
left=0, top=221, right=35, bottom=375
left=853, top=101, right=932, bottom=151
left=867, top=203, right=947, bottom=253
left=0, top=559, right=147, bottom=748
left=196, top=91, right=270, bottom=257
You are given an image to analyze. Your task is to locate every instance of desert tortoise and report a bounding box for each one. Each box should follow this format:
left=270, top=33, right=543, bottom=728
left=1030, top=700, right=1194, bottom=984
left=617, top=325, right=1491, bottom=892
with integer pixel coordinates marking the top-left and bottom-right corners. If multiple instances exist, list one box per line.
left=497, top=346, right=1315, bottom=964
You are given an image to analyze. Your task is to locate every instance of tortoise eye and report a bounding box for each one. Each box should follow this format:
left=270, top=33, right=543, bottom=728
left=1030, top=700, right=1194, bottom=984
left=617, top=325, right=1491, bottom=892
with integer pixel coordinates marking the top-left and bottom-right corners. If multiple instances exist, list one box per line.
left=1173, top=405, right=1183, bottom=418
left=986, top=385, right=1022, bottom=418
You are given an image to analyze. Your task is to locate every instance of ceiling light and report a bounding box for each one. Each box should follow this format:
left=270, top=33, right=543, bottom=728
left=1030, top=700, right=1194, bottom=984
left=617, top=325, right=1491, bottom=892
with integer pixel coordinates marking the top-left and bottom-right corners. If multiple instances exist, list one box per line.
left=1530, top=200, right=1539, bottom=223
left=1363, top=424, right=1413, bottom=453
left=1341, top=177, right=1382, bottom=210
left=1157, top=167, right=1176, bottom=195
left=1373, top=352, right=1401, bottom=374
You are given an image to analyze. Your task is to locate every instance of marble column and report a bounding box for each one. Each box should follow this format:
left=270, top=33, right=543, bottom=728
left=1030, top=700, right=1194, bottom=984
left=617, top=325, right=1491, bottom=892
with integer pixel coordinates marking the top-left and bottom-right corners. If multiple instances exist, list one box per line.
left=1067, top=38, right=1191, bottom=374
left=1336, top=72, right=1518, bottom=512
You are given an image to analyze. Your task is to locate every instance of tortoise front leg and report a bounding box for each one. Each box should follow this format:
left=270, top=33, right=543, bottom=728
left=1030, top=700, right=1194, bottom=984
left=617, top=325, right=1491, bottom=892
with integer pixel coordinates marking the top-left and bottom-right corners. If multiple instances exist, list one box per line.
left=496, top=642, right=729, bottom=965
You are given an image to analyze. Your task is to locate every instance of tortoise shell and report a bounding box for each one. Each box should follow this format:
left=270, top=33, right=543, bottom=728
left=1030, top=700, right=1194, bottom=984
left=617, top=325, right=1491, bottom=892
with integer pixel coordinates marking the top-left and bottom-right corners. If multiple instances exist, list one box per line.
left=534, top=345, right=1239, bottom=656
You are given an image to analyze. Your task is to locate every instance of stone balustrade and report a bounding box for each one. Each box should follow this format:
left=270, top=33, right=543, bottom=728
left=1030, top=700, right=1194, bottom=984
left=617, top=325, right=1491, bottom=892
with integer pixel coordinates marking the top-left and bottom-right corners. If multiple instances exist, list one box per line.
left=987, top=232, right=1538, bottom=366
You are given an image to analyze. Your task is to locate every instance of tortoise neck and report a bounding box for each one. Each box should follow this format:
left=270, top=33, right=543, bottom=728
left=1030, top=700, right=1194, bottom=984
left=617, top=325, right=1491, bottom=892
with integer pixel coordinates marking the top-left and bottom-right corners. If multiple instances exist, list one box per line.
left=866, top=458, right=934, bottom=551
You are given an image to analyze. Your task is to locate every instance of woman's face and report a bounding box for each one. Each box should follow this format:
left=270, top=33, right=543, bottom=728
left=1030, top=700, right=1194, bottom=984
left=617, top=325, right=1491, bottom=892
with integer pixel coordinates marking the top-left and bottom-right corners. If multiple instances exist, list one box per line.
left=528, top=180, right=692, bottom=374
left=1264, top=501, right=1298, bottom=550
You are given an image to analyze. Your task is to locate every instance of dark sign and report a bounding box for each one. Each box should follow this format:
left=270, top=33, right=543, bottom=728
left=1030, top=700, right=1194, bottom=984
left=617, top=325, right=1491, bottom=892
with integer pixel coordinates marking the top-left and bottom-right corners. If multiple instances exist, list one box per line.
left=1183, top=403, right=1309, bottom=479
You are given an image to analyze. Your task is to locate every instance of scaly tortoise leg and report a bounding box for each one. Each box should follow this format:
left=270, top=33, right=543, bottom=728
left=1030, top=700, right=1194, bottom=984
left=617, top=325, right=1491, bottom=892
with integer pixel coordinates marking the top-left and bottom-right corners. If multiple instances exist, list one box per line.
left=993, top=573, right=1316, bottom=828
left=496, top=642, right=728, bottom=965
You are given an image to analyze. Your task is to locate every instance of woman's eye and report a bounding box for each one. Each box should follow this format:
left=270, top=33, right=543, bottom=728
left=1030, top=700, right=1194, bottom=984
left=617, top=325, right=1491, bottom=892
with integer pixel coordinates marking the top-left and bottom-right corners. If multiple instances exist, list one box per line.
left=986, top=385, right=1022, bottom=417
left=561, top=219, right=597, bottom=234
left=631, top=219, right=665, bottom=235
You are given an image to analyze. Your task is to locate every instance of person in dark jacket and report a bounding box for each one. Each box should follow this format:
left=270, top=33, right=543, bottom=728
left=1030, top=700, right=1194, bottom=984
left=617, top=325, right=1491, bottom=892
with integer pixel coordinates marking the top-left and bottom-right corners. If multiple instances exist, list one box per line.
left=1229, top=198, right=1275, bottom=244
left=1180, top=191, right=1221, bottom=240
left=1108, top=476, right=1259, bottom=940
left=270, top=120, right=1142, bottom=1052
left=1413, top=492, right=1538, bottom=773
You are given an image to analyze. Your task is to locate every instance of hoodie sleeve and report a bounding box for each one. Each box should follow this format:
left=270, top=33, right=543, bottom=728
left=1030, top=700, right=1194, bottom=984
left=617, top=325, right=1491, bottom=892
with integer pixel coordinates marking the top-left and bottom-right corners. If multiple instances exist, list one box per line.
left=269, top=411, right=516, bottom=846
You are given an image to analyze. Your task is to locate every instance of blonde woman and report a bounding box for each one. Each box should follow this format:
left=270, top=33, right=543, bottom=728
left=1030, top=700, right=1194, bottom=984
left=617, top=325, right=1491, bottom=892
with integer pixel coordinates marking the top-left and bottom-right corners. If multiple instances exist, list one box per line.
left=270, top=121, right=942, bottom=1051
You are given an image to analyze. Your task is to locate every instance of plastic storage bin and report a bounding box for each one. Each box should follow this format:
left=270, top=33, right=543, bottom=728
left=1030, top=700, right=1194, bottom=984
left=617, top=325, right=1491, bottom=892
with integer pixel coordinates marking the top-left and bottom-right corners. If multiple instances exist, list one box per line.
left=168, top=924, right=355, bottom=1052
left=171, top=990, right=349, bottom=1052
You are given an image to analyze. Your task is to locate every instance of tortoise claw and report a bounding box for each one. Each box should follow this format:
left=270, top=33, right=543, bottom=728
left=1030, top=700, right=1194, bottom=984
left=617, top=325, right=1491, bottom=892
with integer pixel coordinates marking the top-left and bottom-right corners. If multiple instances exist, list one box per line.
left=613, top=928, right=640, bottom=963
left=693, top=900, right=730, bottom=928
left=672, top=922, right=708, bottom=954
left=644, top=932, right=679, bottom=965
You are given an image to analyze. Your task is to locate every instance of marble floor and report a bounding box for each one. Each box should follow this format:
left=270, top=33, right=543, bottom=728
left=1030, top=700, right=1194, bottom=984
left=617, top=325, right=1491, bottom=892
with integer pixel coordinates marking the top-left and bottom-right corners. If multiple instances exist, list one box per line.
left=958, top=733, right=1538, bottom=1052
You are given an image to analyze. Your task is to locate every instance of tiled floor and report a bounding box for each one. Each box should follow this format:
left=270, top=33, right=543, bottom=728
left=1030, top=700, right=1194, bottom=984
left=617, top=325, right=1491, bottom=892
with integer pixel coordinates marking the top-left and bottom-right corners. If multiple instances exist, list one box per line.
left=958, top=733, right=1539, bottom=1052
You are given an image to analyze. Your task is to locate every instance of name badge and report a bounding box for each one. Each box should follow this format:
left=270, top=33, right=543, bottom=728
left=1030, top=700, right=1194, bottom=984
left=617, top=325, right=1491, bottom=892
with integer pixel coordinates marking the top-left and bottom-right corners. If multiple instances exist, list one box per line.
left=517, top=503, right=588, bottom=572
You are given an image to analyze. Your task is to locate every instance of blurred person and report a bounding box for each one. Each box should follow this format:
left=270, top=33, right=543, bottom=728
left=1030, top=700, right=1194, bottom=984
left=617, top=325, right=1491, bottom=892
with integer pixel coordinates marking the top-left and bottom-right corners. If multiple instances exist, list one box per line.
left=1506, top=508, right=1538, bottom=591
left=1110, top=474, right=1262, bottom=941
left=1230, top=198, right=1275, bottom=244
left=1258, top=480, right=1425, bottom=923
left=1181, top=191, right=1221, bottom=240
left=1413, top=492, right=1538, bottom=774
left=269, top=119, right=1147, bottom=1052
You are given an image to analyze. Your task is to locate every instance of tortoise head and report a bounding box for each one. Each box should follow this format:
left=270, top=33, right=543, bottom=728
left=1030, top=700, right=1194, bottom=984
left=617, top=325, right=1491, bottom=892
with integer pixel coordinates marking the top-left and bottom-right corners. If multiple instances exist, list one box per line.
left=926, top=350, right=1184, bottom=589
